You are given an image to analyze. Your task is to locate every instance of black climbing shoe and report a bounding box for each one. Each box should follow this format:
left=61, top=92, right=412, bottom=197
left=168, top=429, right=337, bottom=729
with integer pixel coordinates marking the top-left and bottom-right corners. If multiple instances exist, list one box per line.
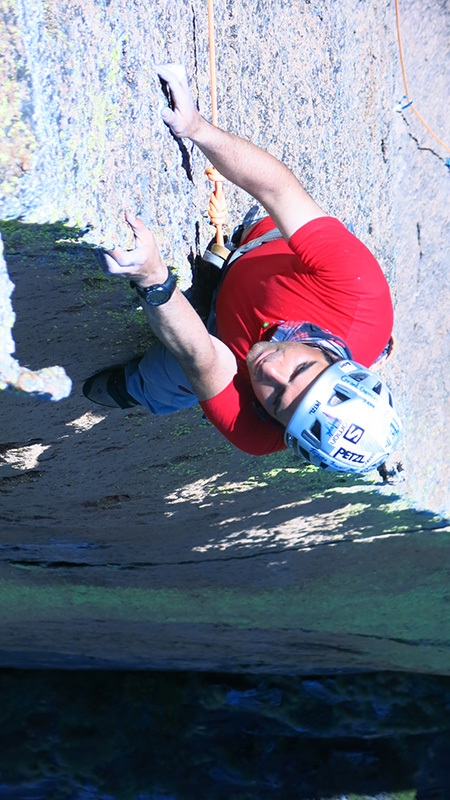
left=83, top=365, right=140, bottom=409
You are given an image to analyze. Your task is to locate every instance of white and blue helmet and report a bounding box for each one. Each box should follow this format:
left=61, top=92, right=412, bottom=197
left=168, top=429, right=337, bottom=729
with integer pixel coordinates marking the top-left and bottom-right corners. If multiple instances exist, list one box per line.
left=285, top=360, right=401, bottom=473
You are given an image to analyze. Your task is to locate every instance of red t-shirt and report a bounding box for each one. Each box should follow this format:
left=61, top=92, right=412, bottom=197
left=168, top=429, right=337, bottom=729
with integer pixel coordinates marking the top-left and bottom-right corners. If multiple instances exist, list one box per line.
left=200, top=216, right=393, bottom=455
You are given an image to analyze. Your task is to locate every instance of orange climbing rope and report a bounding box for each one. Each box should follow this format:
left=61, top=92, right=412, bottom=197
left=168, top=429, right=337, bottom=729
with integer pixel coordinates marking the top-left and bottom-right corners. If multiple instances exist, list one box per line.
left=206, top=0, right=227, bottom=247
left=395, top=0, right=449, bottom=154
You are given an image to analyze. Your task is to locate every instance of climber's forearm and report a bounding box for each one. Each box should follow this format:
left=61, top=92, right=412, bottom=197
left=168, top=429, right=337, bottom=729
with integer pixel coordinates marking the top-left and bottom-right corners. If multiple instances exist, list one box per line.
left=189, top=116, right=326, bottom=238
left=101, top=212, right=238, bottom=401
left=190, top=118, right=294, bottom=208
left=157, top=62, right=326, bottom=237
left=139, top=286, right=237, bottom=402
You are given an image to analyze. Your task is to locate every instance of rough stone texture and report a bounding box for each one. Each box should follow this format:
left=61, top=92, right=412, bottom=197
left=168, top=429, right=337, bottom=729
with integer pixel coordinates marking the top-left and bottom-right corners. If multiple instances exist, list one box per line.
left=0, top=0, right=449, bottom=672
left=388, top=0, right=450, bottom=515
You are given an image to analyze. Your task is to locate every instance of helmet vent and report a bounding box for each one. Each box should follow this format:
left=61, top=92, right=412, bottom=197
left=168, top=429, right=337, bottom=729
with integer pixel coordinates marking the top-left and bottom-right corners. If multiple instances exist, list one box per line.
left=388, top=392, right=394, bottom=408
left=372, top=382, right=382, bottom=395
left=310, top=420, right=322, bottom=442
left=350, top=372, right=367, bottom=382
left=329, top=389, right=350, bottom=405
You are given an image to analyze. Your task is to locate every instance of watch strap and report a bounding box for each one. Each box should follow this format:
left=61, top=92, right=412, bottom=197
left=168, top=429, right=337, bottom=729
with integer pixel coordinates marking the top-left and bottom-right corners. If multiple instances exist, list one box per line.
left=130, top=267, right=177, bottom=306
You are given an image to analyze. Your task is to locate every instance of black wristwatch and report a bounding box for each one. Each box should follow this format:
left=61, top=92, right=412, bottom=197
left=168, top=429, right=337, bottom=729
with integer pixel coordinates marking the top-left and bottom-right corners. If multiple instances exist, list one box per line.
left=130, top=268, right=177, bottom=306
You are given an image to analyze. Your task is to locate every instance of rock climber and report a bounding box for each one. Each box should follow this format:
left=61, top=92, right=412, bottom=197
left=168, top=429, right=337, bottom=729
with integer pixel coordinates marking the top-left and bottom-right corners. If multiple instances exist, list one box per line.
left=83, top=64, right=401, bottom=474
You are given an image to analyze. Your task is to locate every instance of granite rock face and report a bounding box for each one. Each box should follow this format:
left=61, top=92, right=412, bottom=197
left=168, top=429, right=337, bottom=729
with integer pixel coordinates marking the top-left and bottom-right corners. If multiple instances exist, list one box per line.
left=3, top=0, right=400, bottom=262
left=0, top=0, right=449, bottom=672
left=1, top=0, right=448, bottom=509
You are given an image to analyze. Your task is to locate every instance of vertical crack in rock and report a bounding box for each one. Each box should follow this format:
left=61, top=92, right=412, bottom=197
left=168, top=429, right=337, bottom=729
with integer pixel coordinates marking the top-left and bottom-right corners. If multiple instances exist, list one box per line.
left=191, top=3, right=200, bottom=99
left=158, top=77, right=194, bottom=184
left=416, top=222, right=423, bottom=261
left=400, top=115, right=446, bottom=163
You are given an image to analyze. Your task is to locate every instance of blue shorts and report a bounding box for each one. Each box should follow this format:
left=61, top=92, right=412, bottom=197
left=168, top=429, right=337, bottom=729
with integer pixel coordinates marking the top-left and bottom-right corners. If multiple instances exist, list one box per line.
left=124, top=342, right=199, bottom=415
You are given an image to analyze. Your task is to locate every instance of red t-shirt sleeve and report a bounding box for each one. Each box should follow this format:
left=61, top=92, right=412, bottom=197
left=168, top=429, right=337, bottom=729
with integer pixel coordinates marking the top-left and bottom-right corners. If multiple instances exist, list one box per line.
left=288, top=218, right=393, bottom=365
left=200, top=372, right=287, bottom=456
left=288, top=217, right=383, bottom=282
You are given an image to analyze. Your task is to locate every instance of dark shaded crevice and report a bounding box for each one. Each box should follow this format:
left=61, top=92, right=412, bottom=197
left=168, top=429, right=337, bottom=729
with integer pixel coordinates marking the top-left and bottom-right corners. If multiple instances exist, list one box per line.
left=158, top=76, right=194, bottom=183
left=191, top=2, right=200, bottom=105
left=399, top=114, right=446, bottom=163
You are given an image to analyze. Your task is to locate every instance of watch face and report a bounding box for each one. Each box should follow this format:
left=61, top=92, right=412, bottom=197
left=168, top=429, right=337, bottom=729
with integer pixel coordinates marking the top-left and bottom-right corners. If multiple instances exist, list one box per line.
left=135, top=269, right=177, bottom=306
left=145, top=286, right=173, bottom=306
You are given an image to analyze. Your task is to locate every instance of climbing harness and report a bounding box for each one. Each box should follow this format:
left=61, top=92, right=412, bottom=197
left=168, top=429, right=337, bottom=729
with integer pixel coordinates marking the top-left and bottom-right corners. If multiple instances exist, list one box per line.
left=205, top=227, right=283, bottom=335
left=225, top=227, right=283, bottom=267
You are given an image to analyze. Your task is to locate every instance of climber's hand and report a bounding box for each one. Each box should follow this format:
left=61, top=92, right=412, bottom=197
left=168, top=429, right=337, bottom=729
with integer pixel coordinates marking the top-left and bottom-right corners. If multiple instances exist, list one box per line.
left=156, top=63, right=201, bottom=139
left=99, top=212, right=167, bottom=289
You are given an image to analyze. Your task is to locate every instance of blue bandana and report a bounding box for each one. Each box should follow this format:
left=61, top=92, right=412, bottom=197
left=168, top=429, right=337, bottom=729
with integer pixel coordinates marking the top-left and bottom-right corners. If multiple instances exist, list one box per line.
left=270, top=321, right=353, bottom=360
